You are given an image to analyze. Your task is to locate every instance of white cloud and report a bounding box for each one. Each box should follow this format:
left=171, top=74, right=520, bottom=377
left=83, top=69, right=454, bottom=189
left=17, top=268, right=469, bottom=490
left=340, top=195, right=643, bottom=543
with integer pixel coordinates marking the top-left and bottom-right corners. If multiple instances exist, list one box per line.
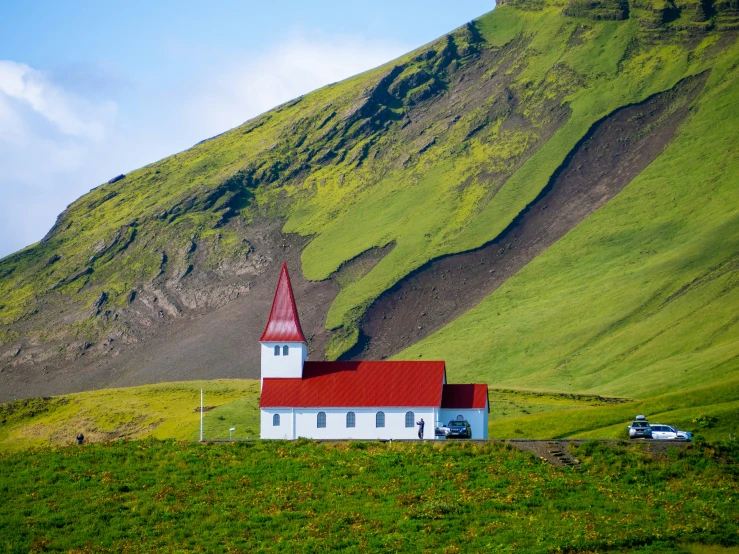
left=0, top=60, right=121, bottom=257
left=0, top=36, right=407, bottom=258
left=182, top=36, right=407, bottom=138
left=0, top=61, right=117, bottom=144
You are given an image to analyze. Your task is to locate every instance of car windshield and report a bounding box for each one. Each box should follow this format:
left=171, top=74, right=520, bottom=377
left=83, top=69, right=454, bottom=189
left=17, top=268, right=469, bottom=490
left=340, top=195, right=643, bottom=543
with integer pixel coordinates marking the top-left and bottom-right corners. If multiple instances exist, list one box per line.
left=449, top=421, right=467, bottom=427
left=632, top=422, right=649, bottom=428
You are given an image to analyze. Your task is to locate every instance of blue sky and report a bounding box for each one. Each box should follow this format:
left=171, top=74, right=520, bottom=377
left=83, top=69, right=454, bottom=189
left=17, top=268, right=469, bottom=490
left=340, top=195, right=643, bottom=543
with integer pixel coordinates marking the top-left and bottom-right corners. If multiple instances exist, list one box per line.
left=0, top=1, right=495, bottom=258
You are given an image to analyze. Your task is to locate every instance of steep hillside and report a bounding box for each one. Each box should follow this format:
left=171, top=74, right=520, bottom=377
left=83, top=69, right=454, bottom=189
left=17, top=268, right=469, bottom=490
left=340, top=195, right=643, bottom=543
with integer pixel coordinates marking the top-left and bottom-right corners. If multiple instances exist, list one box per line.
left=1, top=0, right=737, bottom=402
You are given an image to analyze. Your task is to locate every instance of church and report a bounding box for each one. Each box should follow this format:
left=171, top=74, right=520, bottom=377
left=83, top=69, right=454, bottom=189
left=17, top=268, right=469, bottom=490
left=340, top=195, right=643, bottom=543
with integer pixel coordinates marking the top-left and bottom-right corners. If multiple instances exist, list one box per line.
left=259, top=263, right=489, bottom=440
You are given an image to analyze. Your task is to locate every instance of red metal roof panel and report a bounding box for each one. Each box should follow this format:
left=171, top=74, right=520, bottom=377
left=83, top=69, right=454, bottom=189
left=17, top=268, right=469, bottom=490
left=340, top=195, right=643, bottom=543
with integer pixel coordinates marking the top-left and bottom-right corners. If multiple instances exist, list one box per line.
left=440, top=384, right=489, bottom=411
left=259, top=262, right=307, bottom=343
left=260, top=360, right=446, bottom=408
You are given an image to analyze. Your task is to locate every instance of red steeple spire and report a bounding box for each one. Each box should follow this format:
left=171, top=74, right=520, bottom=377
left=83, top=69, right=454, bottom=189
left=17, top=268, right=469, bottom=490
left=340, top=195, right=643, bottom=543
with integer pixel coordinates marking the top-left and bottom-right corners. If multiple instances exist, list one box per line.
left=260, top=262, right=307, bottom=343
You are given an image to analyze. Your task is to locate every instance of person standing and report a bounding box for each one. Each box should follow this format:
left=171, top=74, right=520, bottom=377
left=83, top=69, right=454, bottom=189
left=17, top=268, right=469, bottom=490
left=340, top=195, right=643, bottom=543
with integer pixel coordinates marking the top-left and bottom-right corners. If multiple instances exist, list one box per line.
left=416, top=418, right=425, bottom=440
left=76, top=433, right=84, bottom=445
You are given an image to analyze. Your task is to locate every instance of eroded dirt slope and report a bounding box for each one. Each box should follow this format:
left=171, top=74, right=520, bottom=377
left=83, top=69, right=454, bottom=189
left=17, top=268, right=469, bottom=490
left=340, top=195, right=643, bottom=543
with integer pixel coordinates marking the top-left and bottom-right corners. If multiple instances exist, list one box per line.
left=344, top=73, right=709, bottom=361
left=0, top=225, right=401, bottom=402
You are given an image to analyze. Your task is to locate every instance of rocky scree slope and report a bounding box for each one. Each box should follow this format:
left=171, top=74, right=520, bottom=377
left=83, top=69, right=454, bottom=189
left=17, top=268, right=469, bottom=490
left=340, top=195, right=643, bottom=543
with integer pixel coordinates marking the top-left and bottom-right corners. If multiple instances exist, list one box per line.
left=0, top=0, right=738, bottom=402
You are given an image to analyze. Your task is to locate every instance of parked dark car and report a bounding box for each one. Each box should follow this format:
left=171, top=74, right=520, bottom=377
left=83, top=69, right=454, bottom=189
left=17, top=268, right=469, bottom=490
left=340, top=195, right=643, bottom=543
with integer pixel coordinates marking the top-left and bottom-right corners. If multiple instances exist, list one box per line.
left=446, top=420, right=472, bottom=439
left=434, top=420, right=473, bottom=438
left=628, top=415, right=652, bottom=439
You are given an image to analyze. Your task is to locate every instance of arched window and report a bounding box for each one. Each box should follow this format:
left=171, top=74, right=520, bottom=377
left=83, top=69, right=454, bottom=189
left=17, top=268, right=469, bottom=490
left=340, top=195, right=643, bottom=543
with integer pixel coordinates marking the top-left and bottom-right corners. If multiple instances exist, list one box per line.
left=274, top=345, right=280, bottom=356
left=317, top=412, right=326, bottom=428
left=405, top=411, right=414, bottom=428
left=283, top=345, right=289, bottom=356
left=273, top=414, right=280, bottom=426
left=457, top=415, right=464, bottom=421
left=346, top=412, right=355, bottom=428
left=376, top=411, right=385, bottom=428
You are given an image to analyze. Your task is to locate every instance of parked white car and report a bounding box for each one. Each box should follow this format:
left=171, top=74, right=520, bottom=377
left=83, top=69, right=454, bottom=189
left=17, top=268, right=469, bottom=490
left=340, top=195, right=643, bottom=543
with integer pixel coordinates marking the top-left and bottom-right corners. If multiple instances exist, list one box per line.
left=435, top=422, right=450, bottom=438
left=650, top=424, right=692, bottom=441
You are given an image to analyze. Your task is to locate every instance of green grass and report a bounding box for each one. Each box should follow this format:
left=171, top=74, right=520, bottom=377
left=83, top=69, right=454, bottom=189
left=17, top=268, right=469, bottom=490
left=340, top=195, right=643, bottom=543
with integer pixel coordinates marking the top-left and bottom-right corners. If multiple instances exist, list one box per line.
left=0, top=438, right=737, bottom=552
left=487, top=388, right=629, bottom=422
left=0, top=380, right=258, bottom=452
left=488, top=378, right=739, bottom=441
left=195, top=394, right=261, bottom=441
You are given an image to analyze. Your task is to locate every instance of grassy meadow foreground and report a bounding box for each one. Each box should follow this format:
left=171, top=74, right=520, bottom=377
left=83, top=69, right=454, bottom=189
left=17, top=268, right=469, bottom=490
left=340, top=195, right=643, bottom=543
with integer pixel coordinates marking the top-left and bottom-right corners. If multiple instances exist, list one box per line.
left=1, top=382, right=738, bottom=551
left=1, top=439, right=738, bottom=553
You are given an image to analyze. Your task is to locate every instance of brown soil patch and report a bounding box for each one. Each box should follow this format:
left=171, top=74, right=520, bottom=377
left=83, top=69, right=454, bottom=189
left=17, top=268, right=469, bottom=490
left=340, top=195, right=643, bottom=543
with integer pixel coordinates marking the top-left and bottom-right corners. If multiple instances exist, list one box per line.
left=0, top=222, right=340, bottom=401
left=344, top=72, right=709, bottom=360
left=508, top=438, right=691, bottom=467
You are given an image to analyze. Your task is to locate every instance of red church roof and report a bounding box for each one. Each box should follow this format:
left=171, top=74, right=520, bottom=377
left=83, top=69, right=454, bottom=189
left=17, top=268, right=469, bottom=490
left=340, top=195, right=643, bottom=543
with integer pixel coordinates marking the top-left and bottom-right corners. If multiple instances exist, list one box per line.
left=440, top=384, right=489, bottom=411
left=260, top=361, right=447, bottom=408
left=260, top=262, right=307, bottom=343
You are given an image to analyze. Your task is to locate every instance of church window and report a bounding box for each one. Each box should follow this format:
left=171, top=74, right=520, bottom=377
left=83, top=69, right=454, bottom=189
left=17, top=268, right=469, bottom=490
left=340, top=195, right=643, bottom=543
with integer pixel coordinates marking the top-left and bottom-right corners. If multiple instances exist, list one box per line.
left=283, top=345, right=289, bottom=356
left=346, top=412, right=355, bottom=428
left=405, top=411, right=414, bottom=428
left=274, top=345, right=280, bottom=356
left=317, top=412, right=326, bottom=428
left=273, top=414, right=280, bottom=426
left=376, top=411, right=385, bottom=428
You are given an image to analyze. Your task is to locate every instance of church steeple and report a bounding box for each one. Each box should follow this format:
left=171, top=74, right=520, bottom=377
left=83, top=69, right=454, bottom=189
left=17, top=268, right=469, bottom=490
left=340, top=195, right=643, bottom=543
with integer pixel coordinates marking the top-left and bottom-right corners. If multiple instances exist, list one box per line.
left=260, top=262, right=306, bottom=343
left=259, top=262, right=308, bottom=387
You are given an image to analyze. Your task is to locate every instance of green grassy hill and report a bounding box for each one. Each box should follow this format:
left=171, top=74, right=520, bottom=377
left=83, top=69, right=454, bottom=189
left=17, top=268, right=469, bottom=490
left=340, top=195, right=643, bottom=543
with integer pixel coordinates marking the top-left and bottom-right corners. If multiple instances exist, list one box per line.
left=1, top=439, right=738, bottom=552
left=0, top=380, right=259, bottom=451
left=0, top=379, right=733, bottom=450
left=403, top=40, right=739, bottom=395
left=487, top=377, right=739, bottom=440
left=0, top=0, right=737, bottom=420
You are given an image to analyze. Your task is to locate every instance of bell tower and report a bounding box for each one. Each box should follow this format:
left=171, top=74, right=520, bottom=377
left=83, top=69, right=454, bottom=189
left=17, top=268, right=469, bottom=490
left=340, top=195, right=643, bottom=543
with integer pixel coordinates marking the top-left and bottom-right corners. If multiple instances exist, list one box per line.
left=259, top=262, right=308, bottom=388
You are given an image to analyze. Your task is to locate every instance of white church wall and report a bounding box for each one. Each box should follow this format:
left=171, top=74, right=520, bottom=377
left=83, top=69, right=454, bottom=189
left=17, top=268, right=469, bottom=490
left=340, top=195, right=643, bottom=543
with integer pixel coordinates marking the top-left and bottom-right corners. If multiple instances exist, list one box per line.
left=261, top=408, right=295, bottom=440
left=438, top=406, right=489, bottom=439
left=260, top=342, right=307, bottom=386
left=261, top=407, right=437, bottom=440
left=295, top=408, right=437, bottom=440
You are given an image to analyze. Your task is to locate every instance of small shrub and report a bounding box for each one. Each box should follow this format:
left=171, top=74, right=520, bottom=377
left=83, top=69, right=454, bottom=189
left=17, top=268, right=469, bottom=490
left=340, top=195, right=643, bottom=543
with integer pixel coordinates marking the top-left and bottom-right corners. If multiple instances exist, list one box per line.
left=693, top=413, right=717, bottom=429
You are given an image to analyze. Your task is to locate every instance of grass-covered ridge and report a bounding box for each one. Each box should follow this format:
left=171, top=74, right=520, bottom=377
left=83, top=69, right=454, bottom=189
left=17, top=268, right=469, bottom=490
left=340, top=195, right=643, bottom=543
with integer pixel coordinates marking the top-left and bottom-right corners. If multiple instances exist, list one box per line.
left=0, top=0, right=737, bottom=406
left=403, top=32, right=739, bottom=396
left=0, top=380, right=259, bottom=451
left=488, top=377, right=739, bottom=441
left=0, top=377, right=733, bottom=452
left=1, top=439, right=738, bottom=552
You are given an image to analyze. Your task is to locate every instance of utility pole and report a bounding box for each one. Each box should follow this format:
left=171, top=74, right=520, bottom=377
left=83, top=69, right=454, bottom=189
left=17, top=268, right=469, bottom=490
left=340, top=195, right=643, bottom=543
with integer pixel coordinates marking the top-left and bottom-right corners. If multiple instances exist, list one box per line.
left=200, top=389, right=203, bottom=442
